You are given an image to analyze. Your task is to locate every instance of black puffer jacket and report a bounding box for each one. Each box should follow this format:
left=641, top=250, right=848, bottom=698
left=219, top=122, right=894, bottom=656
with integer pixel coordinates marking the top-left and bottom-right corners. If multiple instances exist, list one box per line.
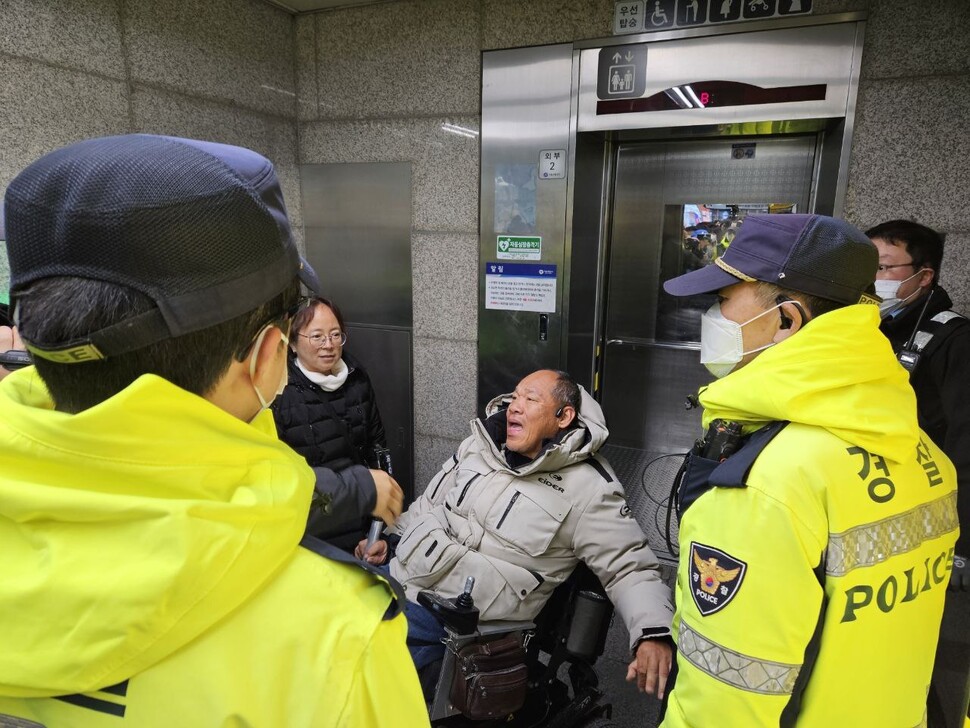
left=880, top=286, right=970, bottom=555
left=272, top=352, right=387, bottom=549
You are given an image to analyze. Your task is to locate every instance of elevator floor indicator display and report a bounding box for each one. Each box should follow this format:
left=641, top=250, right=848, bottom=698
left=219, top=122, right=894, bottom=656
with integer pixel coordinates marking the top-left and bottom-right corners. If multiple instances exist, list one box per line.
left=485, top=262, right=557, bottom=313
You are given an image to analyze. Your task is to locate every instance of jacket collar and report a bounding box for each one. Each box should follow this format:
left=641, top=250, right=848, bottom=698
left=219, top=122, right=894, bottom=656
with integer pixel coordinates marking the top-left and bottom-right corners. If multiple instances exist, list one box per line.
left=478, top=408, right=582, bottom=470
left=286, top=351, right=358, bottom=389
left=879, top=285, right=953, bottom=337
left=470, top=404, right=596, bottom=476
left=699, top=303, right=918, bottom=461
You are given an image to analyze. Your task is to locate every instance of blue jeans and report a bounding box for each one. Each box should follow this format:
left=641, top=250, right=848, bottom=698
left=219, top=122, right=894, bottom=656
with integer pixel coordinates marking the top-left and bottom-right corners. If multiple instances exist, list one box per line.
left=378, top=565, right=446, bottom=670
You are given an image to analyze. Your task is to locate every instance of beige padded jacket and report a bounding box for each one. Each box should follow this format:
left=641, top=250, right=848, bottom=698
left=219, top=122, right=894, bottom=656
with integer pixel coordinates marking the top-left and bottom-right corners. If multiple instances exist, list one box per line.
left=389, top=386, right=673, bottom=651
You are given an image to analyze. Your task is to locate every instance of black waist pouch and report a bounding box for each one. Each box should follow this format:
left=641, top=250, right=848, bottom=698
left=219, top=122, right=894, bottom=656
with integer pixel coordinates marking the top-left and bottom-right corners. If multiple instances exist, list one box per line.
left=450, top=633, right=528, bottom=720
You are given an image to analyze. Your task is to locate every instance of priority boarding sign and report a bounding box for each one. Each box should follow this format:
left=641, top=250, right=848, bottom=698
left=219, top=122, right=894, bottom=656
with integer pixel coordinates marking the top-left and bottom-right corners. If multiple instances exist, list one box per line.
left=613, top=0, right=812, bottom=35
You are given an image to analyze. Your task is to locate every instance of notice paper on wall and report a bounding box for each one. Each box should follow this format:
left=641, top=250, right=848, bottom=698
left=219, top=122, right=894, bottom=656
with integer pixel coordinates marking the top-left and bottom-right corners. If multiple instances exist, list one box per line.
left=485, top=262, right=557, bottom=313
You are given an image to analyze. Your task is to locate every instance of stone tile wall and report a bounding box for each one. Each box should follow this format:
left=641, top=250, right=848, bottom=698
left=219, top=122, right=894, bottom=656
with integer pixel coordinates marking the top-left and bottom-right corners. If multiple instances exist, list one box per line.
left=844, top=0, right=970, bottom=309
left=0, top=0, right=300, bottom=290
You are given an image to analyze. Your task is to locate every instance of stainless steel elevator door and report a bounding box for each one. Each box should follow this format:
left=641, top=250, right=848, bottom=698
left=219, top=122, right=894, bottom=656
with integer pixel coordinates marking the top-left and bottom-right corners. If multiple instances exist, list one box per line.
left=599, top=136, right=816, bottom=560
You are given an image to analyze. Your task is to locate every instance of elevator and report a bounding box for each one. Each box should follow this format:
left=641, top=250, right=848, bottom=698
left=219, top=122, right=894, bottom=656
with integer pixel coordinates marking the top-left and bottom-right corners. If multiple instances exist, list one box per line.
left=479, top=12, right=866, bottom=559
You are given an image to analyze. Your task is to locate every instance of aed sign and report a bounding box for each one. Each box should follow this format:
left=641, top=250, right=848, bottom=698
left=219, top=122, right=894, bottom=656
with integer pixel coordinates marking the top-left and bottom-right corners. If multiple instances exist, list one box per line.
left=497, top=235, right=542, bottom=261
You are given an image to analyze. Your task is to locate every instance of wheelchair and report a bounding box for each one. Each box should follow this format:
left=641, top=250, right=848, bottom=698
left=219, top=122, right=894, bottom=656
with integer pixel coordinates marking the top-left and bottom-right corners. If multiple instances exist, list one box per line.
left=418, top=564, right=620, bottom=727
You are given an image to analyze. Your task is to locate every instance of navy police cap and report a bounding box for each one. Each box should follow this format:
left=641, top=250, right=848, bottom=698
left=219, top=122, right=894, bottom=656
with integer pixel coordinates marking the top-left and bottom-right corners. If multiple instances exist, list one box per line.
left=664, top=213, right=878, bottom=305
left=4, top=134, right=321, bottom=362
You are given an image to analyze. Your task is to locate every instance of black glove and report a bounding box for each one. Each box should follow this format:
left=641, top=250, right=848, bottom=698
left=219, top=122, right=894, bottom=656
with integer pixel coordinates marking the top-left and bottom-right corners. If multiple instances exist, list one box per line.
left=950, top=554, right=969, bottom=591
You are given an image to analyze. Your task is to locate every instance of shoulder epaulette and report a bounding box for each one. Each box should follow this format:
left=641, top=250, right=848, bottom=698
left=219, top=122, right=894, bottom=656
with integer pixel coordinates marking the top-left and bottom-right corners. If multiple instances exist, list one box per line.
left=911, top=310, right=968, bottom=353
left=930, top=311, right=965, bottom=325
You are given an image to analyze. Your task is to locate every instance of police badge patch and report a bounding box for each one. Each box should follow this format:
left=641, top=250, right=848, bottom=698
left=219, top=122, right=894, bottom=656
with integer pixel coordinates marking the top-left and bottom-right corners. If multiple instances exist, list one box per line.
left=689, top=542, right=746, bottom=616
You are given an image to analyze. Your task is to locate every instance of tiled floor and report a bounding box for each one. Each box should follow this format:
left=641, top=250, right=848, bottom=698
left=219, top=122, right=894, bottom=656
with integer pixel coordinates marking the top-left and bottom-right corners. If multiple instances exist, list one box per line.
left=600, top=443, right=685, bottom=565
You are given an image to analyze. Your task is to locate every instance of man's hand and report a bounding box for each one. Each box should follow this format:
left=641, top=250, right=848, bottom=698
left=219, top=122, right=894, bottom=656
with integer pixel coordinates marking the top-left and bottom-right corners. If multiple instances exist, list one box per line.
left=951, top=554, right=969, bottom=591
left=0, top=326, right=25, bottom=381
left=626, top=638, right=673, bottom=699
left=354, top=538, right=389, bottom=565
left=369, top=469, right=404, bottom=525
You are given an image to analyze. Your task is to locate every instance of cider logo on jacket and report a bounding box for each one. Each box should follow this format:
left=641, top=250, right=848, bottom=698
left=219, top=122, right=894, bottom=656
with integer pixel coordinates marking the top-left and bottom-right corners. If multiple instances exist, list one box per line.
left=690, top=542, right=746, bottom=616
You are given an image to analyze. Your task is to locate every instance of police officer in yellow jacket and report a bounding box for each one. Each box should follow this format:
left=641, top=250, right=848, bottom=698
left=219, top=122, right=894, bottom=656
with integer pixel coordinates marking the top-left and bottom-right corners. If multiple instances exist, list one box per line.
left=0, top=135, right=427, bottom=727
left=661, top=214, right=959, bottom=727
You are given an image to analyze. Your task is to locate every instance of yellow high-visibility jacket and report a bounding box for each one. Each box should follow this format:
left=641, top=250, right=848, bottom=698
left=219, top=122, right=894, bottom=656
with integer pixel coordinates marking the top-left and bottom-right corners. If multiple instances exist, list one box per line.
left=663, top=304, right=959, bottom=728
left=0, top=370, right=427, bottom=727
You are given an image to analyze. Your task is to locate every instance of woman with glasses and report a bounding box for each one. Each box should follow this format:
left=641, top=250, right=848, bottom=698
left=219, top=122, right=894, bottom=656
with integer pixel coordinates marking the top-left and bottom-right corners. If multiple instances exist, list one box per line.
left=272, top=297, right=403, bottom=552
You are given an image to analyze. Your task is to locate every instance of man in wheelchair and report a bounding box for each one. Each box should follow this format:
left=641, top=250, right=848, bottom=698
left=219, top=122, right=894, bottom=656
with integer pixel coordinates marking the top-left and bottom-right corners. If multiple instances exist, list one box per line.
left=357, top=370, right=673, bottom=721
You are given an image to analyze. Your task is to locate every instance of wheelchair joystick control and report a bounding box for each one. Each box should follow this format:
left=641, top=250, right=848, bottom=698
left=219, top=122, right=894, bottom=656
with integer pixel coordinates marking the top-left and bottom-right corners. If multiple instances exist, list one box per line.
left=417, top=577, right=480, bottom=636
left=454, top=577, right=475, bottom=609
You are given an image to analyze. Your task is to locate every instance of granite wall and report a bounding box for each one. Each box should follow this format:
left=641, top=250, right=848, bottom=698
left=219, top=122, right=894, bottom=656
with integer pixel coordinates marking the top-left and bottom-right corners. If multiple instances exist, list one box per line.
left=842, top=0, right=970, bottom=305
left=0, top=0, right=300, bottom=289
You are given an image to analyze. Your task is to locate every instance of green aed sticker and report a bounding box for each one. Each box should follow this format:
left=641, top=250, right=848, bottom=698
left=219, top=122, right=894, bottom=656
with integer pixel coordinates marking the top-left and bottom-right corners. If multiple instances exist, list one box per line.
left=496, top=235, right=541, bottom=261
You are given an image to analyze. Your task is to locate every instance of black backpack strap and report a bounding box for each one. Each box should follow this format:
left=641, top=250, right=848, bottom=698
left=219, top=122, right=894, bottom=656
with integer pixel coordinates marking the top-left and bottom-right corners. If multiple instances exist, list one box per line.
left=300, top=534, right=405, bottom=621
left=709, top=420, right=790, bottom=488
left=677, top=421, right=789, bottom=517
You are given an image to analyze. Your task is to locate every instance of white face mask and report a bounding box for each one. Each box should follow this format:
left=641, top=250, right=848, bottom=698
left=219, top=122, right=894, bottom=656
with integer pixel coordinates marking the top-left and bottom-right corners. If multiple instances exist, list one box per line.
left=249, top=325, right=289, bottom=411
left=875, top=269, right=927, bottom=317
left=700, top=301, right=782, bottom=378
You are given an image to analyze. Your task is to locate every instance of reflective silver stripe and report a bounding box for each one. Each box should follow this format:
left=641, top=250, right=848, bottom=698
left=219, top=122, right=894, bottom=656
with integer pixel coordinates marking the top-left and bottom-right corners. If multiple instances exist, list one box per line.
left=826, top=491, right=958, bottom=577
left=678, top=620, right=800, bottom=695
left=930, top=311, right=963, bottom=324
left=913, top=330, right=933, bottom=353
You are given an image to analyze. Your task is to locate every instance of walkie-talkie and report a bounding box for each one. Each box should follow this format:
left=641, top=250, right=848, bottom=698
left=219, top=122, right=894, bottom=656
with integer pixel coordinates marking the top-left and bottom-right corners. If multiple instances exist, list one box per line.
left=365, top=447, right=394, bottom=553
left=897, top=288, right=936, bottom=373
left=701, top=419, right=743, bottom=462
left=374, top=446, right=393, bottom=476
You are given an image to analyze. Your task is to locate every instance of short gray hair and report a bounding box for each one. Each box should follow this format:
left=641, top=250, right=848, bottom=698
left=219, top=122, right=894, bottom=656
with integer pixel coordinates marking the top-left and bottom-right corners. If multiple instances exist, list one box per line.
left=550, top=370, right=581, bottom=413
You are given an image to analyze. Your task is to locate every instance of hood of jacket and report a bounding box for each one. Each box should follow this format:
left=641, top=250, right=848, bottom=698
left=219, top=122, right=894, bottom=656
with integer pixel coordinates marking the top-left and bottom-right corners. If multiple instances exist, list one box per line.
left=470, top=384, right=608, bottom=475
left=0, top=369, right=313, bottom=697
left=698, top=304, right=918, bottom=461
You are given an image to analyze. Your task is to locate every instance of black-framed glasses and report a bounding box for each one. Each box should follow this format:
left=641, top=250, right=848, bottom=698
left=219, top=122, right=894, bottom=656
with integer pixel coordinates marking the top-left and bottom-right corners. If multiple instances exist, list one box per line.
left=876, top=262, right=916, bottom=272
left=297, top=331, right=347, bottom=347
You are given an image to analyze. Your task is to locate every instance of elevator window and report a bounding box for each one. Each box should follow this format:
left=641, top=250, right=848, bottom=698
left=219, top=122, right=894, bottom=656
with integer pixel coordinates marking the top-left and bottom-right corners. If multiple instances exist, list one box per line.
left=656, top=203, right=797, bottom=343
left=494, top=164, right=537, bottom=234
